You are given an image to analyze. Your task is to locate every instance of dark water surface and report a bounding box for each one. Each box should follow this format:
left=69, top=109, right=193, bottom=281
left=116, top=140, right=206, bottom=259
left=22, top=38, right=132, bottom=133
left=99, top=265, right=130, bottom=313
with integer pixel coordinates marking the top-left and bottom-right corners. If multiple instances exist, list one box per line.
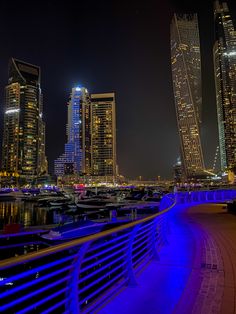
left=0, top=200, right=63, bottom=230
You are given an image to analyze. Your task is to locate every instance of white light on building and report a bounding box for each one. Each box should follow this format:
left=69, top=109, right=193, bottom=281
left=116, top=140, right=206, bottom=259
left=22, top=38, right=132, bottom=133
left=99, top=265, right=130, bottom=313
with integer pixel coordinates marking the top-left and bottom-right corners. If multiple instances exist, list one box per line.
left=5, top=108, right=20, bottom=114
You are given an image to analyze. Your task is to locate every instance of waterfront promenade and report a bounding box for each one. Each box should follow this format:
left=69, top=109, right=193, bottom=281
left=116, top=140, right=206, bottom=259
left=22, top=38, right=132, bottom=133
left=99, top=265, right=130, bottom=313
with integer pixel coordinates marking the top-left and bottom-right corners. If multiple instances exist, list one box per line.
left=99, top=203, right=236, bottom=314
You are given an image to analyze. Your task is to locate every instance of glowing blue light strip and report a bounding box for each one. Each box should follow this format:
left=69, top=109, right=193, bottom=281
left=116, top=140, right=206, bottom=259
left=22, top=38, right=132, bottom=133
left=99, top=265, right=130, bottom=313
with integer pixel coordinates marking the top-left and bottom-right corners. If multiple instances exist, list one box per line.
left=133, top=224, right=152, bottom=239
left=79, top=271, right=125, bottom=305
left=80, top=246, right=128, bottom=279
left=81, top=245, right=127, bottom=273
left=87, top=232, right=130, bottom=253
left=132, top=242, right=151, bottom=260
left=133, top=248, right=152, bottom=269
left=79, top=261, right=126, bottom=294
left=0, top=276, right=70, bottom=311
left=133, top=227, right=152, bottom=243
left=133, top=242, right=152, bottom=260
left=16, top=287, right=68, bottom=314
left=41, top=299, right=67, bottom=314
left=0, top=264, right=72, bottom=298
left=0, top=254, right=76, bottom=286
left=82, top=237, right=129, bottom=264
left=79, top=254, right=126, bottom=284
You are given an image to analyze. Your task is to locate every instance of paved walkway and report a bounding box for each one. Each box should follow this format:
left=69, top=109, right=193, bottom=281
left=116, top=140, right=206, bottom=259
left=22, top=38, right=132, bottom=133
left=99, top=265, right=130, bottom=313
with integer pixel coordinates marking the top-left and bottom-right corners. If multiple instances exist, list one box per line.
left=97, top=203, right=236, bottom=314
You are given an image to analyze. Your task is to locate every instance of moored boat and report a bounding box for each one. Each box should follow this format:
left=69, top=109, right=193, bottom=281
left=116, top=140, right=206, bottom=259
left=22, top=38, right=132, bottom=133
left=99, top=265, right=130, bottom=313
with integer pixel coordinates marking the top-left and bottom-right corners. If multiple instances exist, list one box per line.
left=41, top=220, right=107, bottom=241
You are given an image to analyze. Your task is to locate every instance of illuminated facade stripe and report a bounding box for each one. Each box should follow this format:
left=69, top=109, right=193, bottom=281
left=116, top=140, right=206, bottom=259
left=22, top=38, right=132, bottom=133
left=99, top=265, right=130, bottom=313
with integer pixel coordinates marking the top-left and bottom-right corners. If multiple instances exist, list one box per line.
left=213, top=1, right=236, bottom=171
left=171, top=14, right=205, bottom=178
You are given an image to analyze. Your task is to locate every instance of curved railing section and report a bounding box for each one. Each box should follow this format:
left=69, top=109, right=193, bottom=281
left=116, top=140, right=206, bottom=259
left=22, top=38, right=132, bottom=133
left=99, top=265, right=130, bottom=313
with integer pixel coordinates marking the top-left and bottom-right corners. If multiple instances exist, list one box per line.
left=0, top=189, right=235, bottom=314
left=175, top=189, right=236, bottom=204
left=0, top=193, right=176, bottom=314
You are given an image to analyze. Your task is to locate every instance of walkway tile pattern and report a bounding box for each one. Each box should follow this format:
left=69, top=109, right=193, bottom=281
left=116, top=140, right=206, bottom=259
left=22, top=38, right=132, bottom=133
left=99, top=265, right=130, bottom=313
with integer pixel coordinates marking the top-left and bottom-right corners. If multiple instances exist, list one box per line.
left=97, top=204, right=236, bottom=314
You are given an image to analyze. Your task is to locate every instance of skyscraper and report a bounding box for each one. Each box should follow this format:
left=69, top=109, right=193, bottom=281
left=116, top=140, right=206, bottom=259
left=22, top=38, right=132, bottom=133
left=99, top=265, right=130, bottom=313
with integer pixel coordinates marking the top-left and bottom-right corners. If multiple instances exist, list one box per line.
left=54, top=89, right=117, bottom=182
left=213, top=1, right=236, bottom=172
left=2, top=58, right=47, bottom=181
left=170, top=14, right=205, bottom=179
left=54, top=87, right=91, bottom=177
left=90, top=93, right=116, bottom=178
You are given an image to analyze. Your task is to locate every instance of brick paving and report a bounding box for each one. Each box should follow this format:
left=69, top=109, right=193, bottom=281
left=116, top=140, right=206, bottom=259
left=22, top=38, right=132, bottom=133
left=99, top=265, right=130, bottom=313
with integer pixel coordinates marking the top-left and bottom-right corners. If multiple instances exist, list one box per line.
left=98, top=203, right=236, bottom=314
left=177, top=204, right=236, bottom=314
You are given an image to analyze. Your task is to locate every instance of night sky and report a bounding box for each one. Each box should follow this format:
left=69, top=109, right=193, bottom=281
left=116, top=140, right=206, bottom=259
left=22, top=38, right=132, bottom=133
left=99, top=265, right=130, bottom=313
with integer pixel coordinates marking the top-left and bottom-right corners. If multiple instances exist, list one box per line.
left=1, top=0, right=236, bottom=180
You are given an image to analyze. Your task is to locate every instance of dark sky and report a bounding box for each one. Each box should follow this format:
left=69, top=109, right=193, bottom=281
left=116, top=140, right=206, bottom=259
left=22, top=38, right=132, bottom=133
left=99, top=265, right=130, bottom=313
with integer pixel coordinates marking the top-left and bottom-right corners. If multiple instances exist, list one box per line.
left=0, top=0, right=236, bottom=180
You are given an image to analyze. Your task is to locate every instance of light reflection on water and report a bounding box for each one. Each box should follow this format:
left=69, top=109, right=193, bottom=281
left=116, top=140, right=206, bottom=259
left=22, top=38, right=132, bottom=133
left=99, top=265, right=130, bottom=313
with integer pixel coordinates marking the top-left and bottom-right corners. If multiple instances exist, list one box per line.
left=0, top=201, right=62, bottom=229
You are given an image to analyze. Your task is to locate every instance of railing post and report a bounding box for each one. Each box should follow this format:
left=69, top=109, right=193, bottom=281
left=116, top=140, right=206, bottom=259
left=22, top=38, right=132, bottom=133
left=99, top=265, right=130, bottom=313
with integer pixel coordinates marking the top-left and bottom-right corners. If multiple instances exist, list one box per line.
left=159, top=214, right=169, bottom=246
left=65, top=242, right=90, bottom=313
left=214, top=191, right=217, bottom=201
left=150, top=218, right=160, bottom=261
left=126, top=224, right=140, bottom=287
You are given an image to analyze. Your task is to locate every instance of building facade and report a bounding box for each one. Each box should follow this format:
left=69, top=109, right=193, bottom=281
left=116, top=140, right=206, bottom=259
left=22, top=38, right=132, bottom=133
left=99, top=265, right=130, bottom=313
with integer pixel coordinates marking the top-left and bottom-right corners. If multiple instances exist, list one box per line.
left=2, top=58, right=47, bottom=181
left=213, top=1, right=236, bottom=172
left=90, top=93, right=116, bottom=179
left=170, top=14, right=205, bottom=179
left=54, top=87, right=91, bottom=176
left=55, top=89, right=117, bottom=182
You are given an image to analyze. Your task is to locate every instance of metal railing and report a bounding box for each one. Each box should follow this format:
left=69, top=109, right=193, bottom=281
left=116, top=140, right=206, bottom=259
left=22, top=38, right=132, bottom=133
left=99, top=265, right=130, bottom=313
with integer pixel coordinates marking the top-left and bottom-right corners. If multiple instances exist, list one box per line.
left=0, top=189, right=235, bottom=313
left=175, top=189, right=236, bottom=204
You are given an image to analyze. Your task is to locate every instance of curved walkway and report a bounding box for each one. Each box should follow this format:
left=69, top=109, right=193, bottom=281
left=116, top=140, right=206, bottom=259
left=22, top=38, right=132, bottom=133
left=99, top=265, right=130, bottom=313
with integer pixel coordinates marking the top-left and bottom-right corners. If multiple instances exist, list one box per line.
left=97, top=203, right=236, bottom=314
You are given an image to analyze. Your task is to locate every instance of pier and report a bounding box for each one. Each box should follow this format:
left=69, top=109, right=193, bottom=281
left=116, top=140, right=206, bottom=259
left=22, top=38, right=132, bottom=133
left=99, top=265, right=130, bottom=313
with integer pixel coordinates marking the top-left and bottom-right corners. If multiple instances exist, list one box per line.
left=0, top=189, right=236, bottom=313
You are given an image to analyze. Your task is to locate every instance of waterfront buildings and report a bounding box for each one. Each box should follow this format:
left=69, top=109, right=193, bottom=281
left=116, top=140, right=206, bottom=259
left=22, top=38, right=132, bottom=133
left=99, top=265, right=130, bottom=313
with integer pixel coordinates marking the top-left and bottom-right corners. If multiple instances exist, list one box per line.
left=1, top=58, right=47, bottom=183
left=54, top=88, right=117, bottom=183
left=90, top=93, right=116, bottom=179
left=170, top=14, right=205, bottom=179
left=213, top=1, right=236, bottom=173
left=54, top=87, right=90, bottom=177
left=173, top=157, right=182, bottom=183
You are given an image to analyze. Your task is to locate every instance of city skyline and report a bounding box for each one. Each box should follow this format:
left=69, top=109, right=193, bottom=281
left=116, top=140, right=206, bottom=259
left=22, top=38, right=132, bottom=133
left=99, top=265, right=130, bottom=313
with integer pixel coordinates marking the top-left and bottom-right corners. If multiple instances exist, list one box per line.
left=1, top=0, right=236, bottom=180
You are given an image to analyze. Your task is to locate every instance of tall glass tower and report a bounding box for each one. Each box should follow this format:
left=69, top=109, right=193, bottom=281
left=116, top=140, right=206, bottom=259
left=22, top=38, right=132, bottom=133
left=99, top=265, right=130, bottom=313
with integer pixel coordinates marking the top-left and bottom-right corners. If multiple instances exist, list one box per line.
left=54, top=87, right=91, bottom=176
left=2, top=58, right=47, bottom=180
left=90, top=93, right=116, bottom=178
left=54, top=89, right=117, bottom=181
left=213, top=1, right=236, bottom=172
left=170, top=14, right=205, bottom=179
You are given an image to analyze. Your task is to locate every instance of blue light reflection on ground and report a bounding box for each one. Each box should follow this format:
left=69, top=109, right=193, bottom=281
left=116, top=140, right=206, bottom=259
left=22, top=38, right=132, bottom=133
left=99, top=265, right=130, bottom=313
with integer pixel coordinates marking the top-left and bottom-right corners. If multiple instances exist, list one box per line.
left=98, top=204, right=196, bottom=314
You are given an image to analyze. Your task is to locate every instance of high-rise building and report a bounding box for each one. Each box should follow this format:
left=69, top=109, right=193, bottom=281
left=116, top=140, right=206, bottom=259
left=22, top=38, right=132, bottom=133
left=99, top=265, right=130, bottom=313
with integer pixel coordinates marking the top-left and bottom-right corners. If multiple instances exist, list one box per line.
left=54, top=89, right=117, bottom=182
left=213, top=1, right=236, bottom=172
left=54, top=87, right=91, bottom=177
left=90, top=93, right=116, bottom=178
left=173, top=157, right=182, bottom=183
left=2, top=58, right=47, bottom=180
left=170, top=14, right=205, bottom=179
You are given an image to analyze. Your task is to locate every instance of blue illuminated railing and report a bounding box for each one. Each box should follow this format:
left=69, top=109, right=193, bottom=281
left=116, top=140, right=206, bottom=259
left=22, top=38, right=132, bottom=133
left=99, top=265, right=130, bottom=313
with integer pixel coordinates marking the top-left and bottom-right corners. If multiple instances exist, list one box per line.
left=0, top=189, right=235, bottom=313
left=175, top=189, right=236, bottom=204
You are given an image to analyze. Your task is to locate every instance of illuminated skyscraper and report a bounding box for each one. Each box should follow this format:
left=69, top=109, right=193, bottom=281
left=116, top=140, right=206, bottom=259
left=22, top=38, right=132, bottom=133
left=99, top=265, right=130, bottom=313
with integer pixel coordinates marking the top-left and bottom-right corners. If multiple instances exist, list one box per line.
left=90, top=93, right=116, bottom=178
left=2, top=58, right=47, bottom=180
left=213, top=1, right=236, bottom=172
left=54, top=90, right=117, bottom=181
left=54, top=87, right=91, bottom=176
left=171, top=14, right=205, bottom=179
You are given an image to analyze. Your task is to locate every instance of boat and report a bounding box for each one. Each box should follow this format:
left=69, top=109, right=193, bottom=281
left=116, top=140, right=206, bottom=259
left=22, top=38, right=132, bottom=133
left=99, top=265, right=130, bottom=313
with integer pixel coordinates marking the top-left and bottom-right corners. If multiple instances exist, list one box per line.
left=41, top=219, right=131, bottom=242
left=117, top=200, right=160, bottom=216
left=41, top=220, right=107, bottom=241
left=75, top=198, right=112, bottom=209
left=0, top=190, right=16, bottom=201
